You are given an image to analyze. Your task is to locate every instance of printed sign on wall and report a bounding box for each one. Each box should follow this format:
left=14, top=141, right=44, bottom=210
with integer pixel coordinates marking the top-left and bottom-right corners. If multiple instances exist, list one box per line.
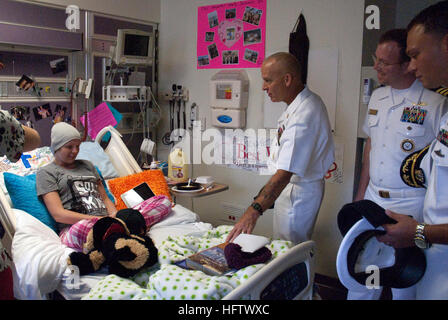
left=197, top=0, right=266, bottom=69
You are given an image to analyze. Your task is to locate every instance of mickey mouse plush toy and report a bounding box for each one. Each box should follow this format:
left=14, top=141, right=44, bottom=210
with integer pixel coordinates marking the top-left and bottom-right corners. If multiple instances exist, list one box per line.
left=68, top=209, right=158, bottom=278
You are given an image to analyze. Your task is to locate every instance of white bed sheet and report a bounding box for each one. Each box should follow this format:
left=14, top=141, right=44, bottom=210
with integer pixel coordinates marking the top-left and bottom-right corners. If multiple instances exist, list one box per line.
left=12, top=209, right=73, bottom=300
left=149, top=204, right=213, bottom=247
left=57, top=204, right=214, bottom=300
left=11, top=203, right=211, bottom=300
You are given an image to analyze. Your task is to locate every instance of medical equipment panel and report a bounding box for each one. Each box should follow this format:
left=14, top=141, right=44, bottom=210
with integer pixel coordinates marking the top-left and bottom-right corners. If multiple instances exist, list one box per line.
left=211, top=108, right=246, bottom=128
left=209, top=70, right=249, bottom=109
left=0, top=77, right=71, bottom=99
left=357, top=66, right=379, bottom=138
left=102, top=85, right=149, bottom=102
left=209, top=70, right=249, bottom=128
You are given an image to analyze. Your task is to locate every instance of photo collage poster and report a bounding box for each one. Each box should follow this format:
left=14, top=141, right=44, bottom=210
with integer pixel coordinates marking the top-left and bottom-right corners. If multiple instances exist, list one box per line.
left=9, top=103, right=70, bottom=129
left=197, top=0, right=266, bottom=69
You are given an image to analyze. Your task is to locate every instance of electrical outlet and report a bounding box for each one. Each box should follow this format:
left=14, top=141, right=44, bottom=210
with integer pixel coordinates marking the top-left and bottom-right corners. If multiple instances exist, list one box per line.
left=218, top=214, right=239, bottom=224
left=218, top=202, right=244, bottom=224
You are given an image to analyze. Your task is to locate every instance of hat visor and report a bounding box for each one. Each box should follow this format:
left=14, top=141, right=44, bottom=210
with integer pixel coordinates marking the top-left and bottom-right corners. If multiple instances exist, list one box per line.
left=336, top=218, right=395, bottom=291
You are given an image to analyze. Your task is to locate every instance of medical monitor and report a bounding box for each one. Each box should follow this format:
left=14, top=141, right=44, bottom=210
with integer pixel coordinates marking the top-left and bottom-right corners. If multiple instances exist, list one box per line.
left=114, top=29, right=153, bottom=66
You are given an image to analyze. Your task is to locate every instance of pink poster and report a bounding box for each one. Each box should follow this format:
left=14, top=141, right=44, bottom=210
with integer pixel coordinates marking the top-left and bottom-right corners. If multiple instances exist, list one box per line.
left=197, top=0, right=266, bottom=69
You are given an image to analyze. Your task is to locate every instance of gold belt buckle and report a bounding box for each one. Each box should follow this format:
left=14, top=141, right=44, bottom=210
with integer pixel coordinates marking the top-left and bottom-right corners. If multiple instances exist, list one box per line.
left=379, top=190, right=390, bottom=198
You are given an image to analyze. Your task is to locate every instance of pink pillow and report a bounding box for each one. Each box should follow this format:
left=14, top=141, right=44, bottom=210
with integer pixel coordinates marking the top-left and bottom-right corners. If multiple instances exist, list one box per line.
left=60, top=195, right=172, bottom=251
left=59, top=218, right=99, bottom=252
left=132, top=195, right=172, bottom=228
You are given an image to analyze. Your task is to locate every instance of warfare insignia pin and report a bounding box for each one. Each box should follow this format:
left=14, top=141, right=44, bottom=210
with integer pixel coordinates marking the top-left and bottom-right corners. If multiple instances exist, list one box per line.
left=400, top=145, right=430, bottom=188
left=401, top=139, right=415, bottom=153
left=413, top=102, right=428, bottom=107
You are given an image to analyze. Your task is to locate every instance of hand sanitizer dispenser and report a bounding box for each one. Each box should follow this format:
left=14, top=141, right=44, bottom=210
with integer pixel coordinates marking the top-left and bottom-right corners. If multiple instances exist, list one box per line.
left=209, top=70, right=249, bottom=128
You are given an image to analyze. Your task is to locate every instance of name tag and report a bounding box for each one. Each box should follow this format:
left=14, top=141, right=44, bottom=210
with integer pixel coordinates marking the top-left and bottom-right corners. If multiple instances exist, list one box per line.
left=368, top=109, right=378, bottom=115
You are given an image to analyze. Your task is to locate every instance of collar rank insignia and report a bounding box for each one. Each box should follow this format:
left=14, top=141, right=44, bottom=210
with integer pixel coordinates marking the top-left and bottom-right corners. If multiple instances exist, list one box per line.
left=277, top=125, right=285, bottom=144
left=437, top=129, right=448, bottom=148
left=400, top=106, right=427, bottom=125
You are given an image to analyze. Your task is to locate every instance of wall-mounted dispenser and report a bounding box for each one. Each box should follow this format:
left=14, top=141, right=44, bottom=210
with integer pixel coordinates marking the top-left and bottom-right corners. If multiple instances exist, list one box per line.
left=209, top=70, right=249, bottom=128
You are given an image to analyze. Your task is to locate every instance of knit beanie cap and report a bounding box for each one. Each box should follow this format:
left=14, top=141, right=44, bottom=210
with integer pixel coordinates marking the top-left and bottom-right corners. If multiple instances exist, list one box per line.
left=50, top=122, right=81, bottom=153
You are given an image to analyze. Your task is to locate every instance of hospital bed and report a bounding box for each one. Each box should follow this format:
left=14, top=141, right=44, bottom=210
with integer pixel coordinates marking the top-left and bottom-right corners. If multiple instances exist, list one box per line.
left=0, top=126, right=316, bottom=300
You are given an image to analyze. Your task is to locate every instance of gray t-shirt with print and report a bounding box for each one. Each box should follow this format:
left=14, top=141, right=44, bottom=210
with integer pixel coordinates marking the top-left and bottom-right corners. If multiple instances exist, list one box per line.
left=36, top=159, right=108, bottom=232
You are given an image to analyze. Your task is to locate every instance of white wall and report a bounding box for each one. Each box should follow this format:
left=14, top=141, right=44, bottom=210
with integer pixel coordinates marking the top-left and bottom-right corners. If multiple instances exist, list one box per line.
left=27, top=0, right=161, bottom=23
left=158, top=0, right=364, bottom=278
left=21, top=0, right=365, bottom=279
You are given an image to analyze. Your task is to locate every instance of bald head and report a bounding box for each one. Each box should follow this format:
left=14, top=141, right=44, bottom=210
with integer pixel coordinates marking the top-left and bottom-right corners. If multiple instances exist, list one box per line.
left=263, top=52, right=302, bottom=83
left=261, top=52, right=305, bottom=105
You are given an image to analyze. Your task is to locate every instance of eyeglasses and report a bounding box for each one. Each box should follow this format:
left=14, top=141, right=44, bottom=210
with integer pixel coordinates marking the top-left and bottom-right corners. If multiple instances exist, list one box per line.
left=372, top=55, right=403, bottom=68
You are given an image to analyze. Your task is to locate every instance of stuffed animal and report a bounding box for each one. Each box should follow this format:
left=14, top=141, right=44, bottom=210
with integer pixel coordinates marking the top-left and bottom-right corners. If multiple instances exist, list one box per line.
left=67, top=209, right=158, bottom=278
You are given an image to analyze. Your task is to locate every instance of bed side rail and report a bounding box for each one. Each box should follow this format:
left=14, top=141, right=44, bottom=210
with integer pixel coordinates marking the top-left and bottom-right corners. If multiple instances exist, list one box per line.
left=222, top=240, right=316, bottom=300
left=0, top=189, right=15, bottom=254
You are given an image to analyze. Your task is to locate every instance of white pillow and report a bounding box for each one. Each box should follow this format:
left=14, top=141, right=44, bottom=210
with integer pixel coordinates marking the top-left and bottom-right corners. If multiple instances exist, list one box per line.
left=150, top=204, right=200, bottom=229
left=77, top=141, right=119, bottom=179
left=11, top=209, right=72, bottom=299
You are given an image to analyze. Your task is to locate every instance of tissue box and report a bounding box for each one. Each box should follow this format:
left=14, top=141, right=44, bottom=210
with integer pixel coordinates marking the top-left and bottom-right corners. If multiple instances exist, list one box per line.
left=195, top=176, right=214, bottom=187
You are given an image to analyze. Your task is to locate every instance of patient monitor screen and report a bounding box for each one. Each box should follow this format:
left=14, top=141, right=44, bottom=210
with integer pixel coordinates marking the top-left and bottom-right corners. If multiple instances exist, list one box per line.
left=124, top=34, right=150, bottom=57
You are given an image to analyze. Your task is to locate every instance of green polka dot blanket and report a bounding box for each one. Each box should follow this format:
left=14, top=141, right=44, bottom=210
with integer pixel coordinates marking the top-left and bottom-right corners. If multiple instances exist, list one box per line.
left=83, top=225, right=292, bottom=300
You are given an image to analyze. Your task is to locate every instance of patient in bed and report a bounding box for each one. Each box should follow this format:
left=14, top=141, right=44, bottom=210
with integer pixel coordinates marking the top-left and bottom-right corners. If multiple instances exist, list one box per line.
left=36, top=122, right=117, bottom=234
left=35, top=122, right=172, bottom=251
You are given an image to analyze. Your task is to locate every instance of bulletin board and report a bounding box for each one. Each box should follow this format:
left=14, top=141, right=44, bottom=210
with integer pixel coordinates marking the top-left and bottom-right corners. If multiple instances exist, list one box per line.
left=197, top=0, right=266, bottom=69
left=2, top=102, right=71, bottom=147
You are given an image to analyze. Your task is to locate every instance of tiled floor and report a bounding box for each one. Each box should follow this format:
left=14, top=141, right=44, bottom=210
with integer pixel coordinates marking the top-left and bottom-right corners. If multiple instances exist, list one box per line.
left=314, top=273, right=392, bottom=300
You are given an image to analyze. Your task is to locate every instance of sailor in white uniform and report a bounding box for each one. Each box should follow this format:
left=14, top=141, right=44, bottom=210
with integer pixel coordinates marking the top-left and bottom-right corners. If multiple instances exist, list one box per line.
left=226, top=52, right=334, bottom=244
left=376, top=3, right=448, bottom=300
left=380, top=112, right=448, bottom=300
left=352, top=29, right=448, bottom=300
left=361, top=79, right=446, bottom=219
left=414, top=114, right=448, bottom=299
left=269, top=85, right=334, bottom=243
